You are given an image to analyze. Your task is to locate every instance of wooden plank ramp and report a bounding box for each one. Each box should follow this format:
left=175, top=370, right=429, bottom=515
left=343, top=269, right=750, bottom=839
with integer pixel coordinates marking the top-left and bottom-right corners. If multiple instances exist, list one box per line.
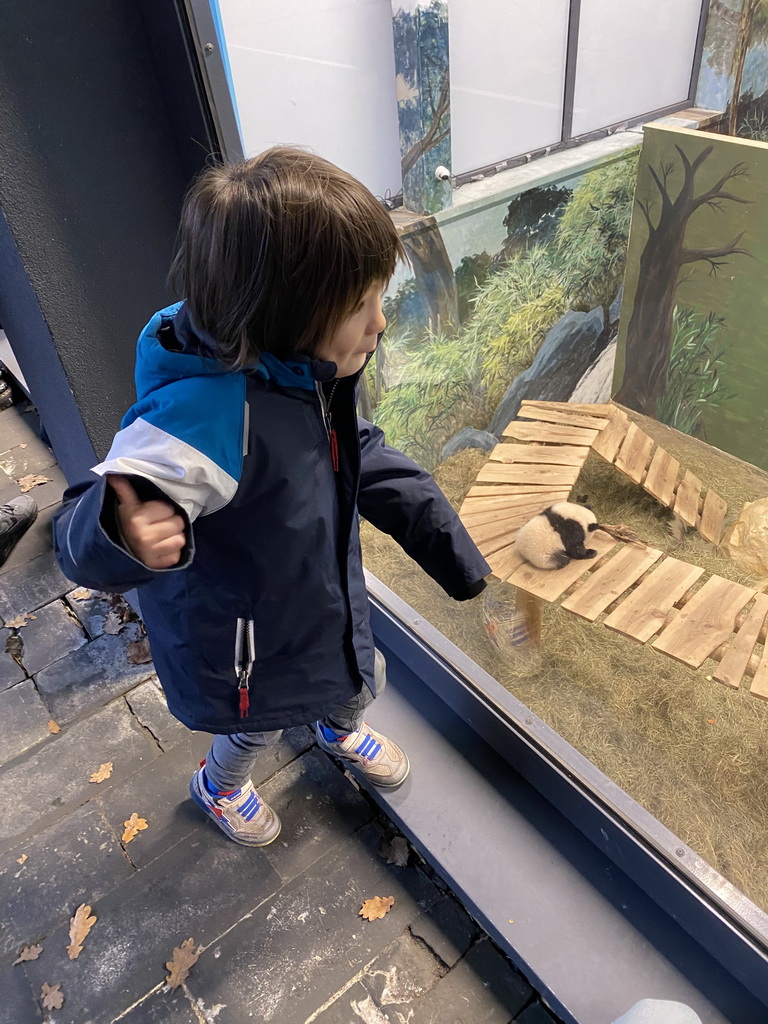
left=592, top=407, right=630, bottom=462
left=614, top=423, right=655, bottom=484
left=561, top=544, right=664, bottom=622
left=603, top=557, right=705, bottom=643
left=644, top=448, right=680, bottom=506
left=699, top=490, right=728, bottom=545
left=652, top=576, right=756, bottom=668
left=476, top=463, right=580, bottom=488
left=489, top=444, right=590, bottom=466
left=502, top=420, right=600, bottom=447
left=713, top=593, right=768, bottom=689
left=674, top=470, right=702, bottom=528
left=517, top=402, right=610, bottom=431
left=505, top=534, right=617, bottom=603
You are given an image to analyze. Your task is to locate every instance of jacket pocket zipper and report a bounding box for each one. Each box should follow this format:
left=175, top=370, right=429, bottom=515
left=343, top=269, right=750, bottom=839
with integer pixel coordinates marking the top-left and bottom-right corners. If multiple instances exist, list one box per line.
left=234, top=617, right=255, bottom=718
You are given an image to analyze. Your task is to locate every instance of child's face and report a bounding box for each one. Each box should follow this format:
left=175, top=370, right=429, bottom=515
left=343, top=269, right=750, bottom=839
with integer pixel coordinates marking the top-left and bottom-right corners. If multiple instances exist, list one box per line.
left=318, top=282, right=386, bottom=378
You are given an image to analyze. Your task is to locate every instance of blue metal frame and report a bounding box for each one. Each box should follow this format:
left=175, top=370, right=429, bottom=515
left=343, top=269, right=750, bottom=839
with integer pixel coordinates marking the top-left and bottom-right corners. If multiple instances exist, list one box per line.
left=365, top=572, right=768, bottom=1006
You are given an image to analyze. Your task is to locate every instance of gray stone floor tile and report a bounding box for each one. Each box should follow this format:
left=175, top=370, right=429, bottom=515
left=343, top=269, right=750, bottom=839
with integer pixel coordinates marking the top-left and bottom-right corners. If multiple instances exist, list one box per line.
left=361, top=931, right=443, bottom=1015
left=0, top=440, right=57, bottom=480
left=309, top=981, right=374, bottom=1024
left=64, top=588, right=117, bottom=639
left=21, top=465, right=67, bottom=512
left=22, top=825, right=283, bottom=1024
left=0, top=645, right=26, bottom=691
left=8, top=599, right=87, bottom=676
left=409, top=894, right=480, bottom=968
left=0, top=803, right=133, bottom=962
left=0, top=701, right=160, bottom=853
left=184, top=821, right=440, bottom=1024
left=260, top=747, right=373, bottom=883
left=124, top=679, right=189, bottom=751
left=119, top=988, right=200, bottom=1024
left=0, top=506, right=55, bottom=577
left=34, top=630, right=154, bottom=724
left=0, top=405, right=42, bottom=449
left=0, top=963, right=41, bottom=1024
left=514, top=1002, right=560, bottom=1023
left=0, top=465, right=22, bottom=506
left=0, top=680, right=53, bottom=765
left=0, top=550, right=72, bottom=622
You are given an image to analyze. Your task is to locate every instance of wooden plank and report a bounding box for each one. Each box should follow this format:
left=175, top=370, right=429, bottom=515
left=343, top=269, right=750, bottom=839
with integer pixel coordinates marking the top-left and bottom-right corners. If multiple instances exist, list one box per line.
left=517, top=402, right=609, bottom=431
left=489, top=444, right=590, bottom=467
left=476, top=531, right=520, bottom=558
left=461, top=492, right=567, bottom=514
left=476, top=463, right=580, bottom=488
left=750, top=651, right=768, bottom=701
left=652, top=576, right=756, bottom=668
left=643, top=447, right=680, bottom=506
left=466, top=512, right=538, bottom=547
left=561, top=545, right=663, bottom=622
left=674, top=470, right=702, bottom=527
left=713, top=593, right=768, bottom=689
left=699, top=490, right=728, bottom=544
left=592, top=409, right=630, bottom=462
left=518, top=400, right=612, bottom=415
left=502, top=420, right=599, bottom=447
left=486, top=544, right=524, bottom=581
left=505, top=534, right=617, bottom=603
left=462, top=503, right=555, bottom=528
left=614, top=423, right=655, bottom=484
left=604, top=557, right=706, bottom=643
left=466, top=485, right=570, bottom=500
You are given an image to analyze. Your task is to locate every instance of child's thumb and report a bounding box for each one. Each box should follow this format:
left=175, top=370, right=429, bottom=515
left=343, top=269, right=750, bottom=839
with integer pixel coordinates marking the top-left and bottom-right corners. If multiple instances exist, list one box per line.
left=106, top=474, right=141, bottom=508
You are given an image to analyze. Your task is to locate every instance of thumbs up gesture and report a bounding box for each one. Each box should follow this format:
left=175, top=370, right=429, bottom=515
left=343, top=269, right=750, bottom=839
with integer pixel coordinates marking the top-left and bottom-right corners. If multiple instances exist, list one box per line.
left=107, top=475, right=187, bottom=569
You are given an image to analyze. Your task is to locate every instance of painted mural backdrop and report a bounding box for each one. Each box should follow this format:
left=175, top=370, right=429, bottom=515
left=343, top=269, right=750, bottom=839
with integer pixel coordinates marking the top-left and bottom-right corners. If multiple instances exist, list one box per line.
left=697, top=0, right=768, bottom=139
left=615, top=123, right=768, bottom=467
left=368, top=150, right=639, bottom=471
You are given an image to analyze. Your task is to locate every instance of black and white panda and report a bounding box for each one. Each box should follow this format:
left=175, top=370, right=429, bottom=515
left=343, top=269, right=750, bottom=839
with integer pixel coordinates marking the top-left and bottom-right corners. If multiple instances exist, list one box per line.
left=516, top=501, right=600, bottom=570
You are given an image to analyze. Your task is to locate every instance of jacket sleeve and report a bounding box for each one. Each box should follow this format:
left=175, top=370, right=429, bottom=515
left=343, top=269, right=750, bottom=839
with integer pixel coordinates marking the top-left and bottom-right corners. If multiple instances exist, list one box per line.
left=52, top=473, right=194, bottom=593
left=356, top=417, right=490, bottom=599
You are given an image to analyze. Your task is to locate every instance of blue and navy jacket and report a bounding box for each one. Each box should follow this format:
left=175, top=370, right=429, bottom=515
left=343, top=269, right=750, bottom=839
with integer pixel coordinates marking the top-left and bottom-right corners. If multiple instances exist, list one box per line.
left=53, top=303, right=490, bottom=734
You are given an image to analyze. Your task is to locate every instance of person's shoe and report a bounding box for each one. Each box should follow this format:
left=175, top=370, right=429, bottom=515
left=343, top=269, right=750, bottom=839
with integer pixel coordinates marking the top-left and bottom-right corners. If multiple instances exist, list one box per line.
left=0, top=494, right=37, bottom=566
left=189, top=760, right=281, bottom=847
left=315, top=721, right=410, bottom=787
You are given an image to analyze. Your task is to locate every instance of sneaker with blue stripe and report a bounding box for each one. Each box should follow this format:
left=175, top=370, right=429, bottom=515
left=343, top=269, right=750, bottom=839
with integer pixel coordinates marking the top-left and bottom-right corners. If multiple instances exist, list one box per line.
left=189, top=761, right=281, bottom=847
left=315, top=721, right=410, bottom=787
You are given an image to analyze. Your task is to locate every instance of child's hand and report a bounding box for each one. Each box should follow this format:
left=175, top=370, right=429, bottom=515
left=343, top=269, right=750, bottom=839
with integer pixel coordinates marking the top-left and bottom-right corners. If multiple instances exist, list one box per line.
left=107, top=474, right=187, bottom=569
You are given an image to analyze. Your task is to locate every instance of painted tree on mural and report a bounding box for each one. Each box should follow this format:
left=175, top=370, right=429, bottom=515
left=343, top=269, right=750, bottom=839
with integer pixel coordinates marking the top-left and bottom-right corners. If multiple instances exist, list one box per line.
left=615, top=143, right=751, bottom=415
left=706, top=0, right=768, bottom=134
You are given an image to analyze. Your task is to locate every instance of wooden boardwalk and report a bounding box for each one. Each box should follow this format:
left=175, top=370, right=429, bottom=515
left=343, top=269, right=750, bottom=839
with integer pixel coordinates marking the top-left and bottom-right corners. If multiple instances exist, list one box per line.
left=459, top=401, right=768, bottom=700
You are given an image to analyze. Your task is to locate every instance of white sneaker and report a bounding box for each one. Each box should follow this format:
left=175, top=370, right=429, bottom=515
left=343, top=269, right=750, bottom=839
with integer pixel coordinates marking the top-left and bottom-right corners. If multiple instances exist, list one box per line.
left=315, top=722, right=410, bottom=787
left=189, top=761, right=281, bottom=847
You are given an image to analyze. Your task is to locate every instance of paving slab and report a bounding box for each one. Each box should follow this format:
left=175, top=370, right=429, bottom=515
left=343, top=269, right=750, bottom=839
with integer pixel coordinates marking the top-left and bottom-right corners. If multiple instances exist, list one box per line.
left=34, top=630, right=155, bottom=724
left=0, top=700, right=160, bottom=853
left=0, top=506, right=56, bottom=577
left=0, top=464, right=22, bottom=505
left=409, top=894, right=479, bottom=968
left=7, top=599, right=87, bottom=676
left=22, top=824, right=283, bottom=1024
left=0, top=644, right=26, bottom=691
left=0, top=439, right=57, bottom=480
left=184, top=821, right=440, bottom=1024
left=0, top=963, right=41, bottom=1024
left=65, top=588, right=119, bottom=639
left=310, top=981, right=376, bottom=1024
left=119, top=987, right=200, bottom=1024
left=0, top=679, right=53, bottom=765
left=259, top=747, right=373, bottom=883
left=124, top=679, right=189, bottom=751
left=0, top=404, right=42, bottom=449
left=20, top=465, right=67, bottom=512
left=361, top=931, right=443, bottom=1015
left=0, top=550, right=72, bottom=622
left=0, top=803, right=134, bottom=963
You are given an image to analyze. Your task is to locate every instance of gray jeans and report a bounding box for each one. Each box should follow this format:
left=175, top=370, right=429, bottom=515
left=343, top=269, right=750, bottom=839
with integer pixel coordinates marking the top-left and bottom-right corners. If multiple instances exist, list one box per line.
left=204, top=649, right=386, bottom=792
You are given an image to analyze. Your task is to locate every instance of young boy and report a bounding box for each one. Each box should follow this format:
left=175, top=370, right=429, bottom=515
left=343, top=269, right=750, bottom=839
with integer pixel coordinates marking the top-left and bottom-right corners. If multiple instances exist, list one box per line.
left=53, top=148, right=490, bottom=847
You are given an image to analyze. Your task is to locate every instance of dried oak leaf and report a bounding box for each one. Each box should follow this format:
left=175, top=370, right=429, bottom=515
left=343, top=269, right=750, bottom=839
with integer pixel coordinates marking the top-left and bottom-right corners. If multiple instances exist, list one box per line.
left=89, top=762, right=113, bottom=784
left=69, top=587, right=93, bottom=602
left=67, top=903, right=97, bottom=960
left=127, top=637, right=152, bottom=665
left=102, top=609, right=124, bottom=635
left=19, top=474, right=51, bottom=493
left=5, top=611, right=36, bottom=629
left=47, top=719, right=61, bottom=734
left=40, top=983, right=64, bottom=1010
left=122, top=813, right=149, bottom=843
left=378, top=835, right=410, bottom=867
left=16, top=853, right=28, bottom=865
left=165, top=937, right=200, bottom=989
left=359, top=896, right=395, bottom=922
left=13, top=943, right=42, bottom=964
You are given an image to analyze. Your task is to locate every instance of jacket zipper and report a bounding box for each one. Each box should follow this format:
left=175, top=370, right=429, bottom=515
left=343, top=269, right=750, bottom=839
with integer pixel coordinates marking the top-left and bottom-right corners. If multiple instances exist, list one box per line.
left=234, top=617, right=255, bottom=718
left=316, top=381, right=340, bottom=472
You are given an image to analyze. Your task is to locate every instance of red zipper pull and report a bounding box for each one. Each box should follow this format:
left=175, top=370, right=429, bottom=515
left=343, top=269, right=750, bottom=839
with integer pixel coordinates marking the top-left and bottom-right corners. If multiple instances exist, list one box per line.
left=330, top=427, right=339, bottom=472
left=239, top=681, right=250, bottom=718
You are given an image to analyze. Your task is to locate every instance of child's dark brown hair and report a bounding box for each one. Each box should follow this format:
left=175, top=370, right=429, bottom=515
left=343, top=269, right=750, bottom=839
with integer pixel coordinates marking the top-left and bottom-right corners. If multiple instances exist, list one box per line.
left=169, top=147, right=405, bottom=368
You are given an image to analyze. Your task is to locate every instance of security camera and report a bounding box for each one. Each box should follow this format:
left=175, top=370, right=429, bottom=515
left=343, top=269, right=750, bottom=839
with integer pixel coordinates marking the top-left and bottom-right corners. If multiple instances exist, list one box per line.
left=434, top=166, right=451, bottom=182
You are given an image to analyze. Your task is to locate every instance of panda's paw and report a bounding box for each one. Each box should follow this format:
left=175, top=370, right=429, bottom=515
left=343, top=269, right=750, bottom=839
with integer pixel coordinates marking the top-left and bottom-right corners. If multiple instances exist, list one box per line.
left=584, top=548, right=598, bottom=559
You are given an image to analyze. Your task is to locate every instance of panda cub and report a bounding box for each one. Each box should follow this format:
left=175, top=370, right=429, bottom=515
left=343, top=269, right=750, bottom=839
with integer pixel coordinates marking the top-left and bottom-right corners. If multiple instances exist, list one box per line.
left=516, top=501, right=599, bottom=570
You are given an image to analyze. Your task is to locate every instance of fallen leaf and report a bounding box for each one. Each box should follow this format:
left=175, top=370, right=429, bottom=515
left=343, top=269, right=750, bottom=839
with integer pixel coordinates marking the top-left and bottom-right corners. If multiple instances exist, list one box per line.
left=19, top=444, right=27, bottom=449
left=707, top=718, right=715, bottom=724
left=108, top=594, right=138, bottom=623
left=18, top=473, right=51, bottom=493
left=127, top=637, right=152, bottom=664
left=47, top=719, right=61, bottom=734
left=166, top=937, right=200, bottom=989
left=16, top=853, right=27, bottom=865
left=122, top=813, right=149, bottom=843
left=13, top=943, right=42, bottom=964
left=102, top=609, right=124, bottom=635
left=5, top=612, right=36, bottom=629
left=69, top=587, right=93, bottom=602
left=359, top=896, right=395, bottom=921
left=40, top=983, right=64, bottom=1010
left=67, top=903, right=97, bottom=960
left=4, top=633, right=23, bottom=666
left=89, top=762, right=113, bottom=784
left=378, top=835, right=409, bottom=867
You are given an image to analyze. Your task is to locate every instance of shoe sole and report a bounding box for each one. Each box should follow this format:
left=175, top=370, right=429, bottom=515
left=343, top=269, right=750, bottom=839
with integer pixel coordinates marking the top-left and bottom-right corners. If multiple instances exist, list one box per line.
left=188, top=774, right=281, bottom=847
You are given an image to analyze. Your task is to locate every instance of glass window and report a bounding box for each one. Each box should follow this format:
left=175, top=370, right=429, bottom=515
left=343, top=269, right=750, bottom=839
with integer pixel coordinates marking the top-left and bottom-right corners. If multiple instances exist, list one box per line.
left=215, top=0, right=402, bottom=200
